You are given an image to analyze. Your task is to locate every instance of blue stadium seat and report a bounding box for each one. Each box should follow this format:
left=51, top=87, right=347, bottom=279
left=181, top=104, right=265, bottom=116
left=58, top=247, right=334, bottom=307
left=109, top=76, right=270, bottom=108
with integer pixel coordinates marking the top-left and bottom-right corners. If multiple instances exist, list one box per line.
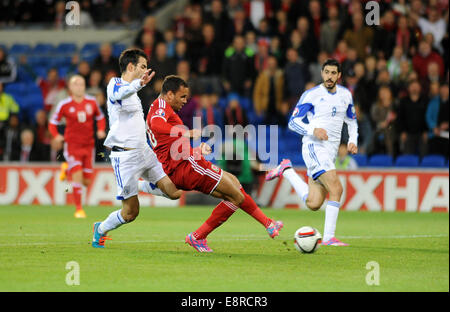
left=49, top=55, right=72, bottom=67
left=368, top=154, right=393, bottom=167
left=32, top=43, right=55, bottom=54
left=395, top=154, right=419, bottom=167
left=17, top=66, right=34, bottom=82
left=80, top=43, right=100, bottom=63
left=420, top=155, right=446, bottom=168
left=81, top=42, right=99, bottom=52
left=27, top=55, right=47, bottom=66
left=58, top=66, right=71, bottom=78
left=25, top=82, right=42, bottom=96
left=56, top=43, right=77, bottom=54
left=352, top=154, right=368, bottom=167
left=34, top=66, right=49, bottom=78
left=4, top=82, right=27, bottom=95
left=112, top=43, right=126, bottom=58
left=9, top=43, right=31, bottom=55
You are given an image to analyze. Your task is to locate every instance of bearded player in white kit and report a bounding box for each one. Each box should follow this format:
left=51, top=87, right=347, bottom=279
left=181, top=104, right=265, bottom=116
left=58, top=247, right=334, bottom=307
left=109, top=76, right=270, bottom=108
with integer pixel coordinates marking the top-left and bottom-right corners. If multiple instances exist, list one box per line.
left=92, top=48, right=182, bottom=248
left=266, top=59, right=358, bottom=246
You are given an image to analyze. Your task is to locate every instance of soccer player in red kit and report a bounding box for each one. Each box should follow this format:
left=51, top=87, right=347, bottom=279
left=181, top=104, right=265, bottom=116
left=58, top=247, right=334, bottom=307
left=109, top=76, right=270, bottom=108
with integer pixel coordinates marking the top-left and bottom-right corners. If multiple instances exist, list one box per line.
left=147, top=75, right=283, bottom=252
left=49, top=75, right=106, bottom=218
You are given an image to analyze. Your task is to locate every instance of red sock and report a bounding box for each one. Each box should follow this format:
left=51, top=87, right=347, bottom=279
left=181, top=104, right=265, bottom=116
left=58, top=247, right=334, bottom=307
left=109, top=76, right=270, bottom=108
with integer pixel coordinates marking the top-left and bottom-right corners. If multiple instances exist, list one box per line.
left=72, top=183, right=83, bottom=211
left=239, top=187, right=272, bottom=228
left=193, top=201, right=237, bottom=239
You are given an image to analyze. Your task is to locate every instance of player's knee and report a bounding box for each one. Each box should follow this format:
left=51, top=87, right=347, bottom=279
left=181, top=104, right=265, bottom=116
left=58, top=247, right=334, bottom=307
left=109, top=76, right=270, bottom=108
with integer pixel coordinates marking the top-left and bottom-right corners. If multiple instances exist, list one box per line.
left=306, top=198, right=321, bottom=211
left=168, top=190, right=182, bottom=200
left=230, top=191, right=245, bottom=206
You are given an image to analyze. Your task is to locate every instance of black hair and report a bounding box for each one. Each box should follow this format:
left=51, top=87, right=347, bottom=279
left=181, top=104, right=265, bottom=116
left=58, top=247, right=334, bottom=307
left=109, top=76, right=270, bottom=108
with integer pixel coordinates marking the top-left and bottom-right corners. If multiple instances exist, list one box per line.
left=118, top=48, right=148, bottom=73
left=161, top=75, right=188, bottom=94
left=322, top=59, right=341, bottom=73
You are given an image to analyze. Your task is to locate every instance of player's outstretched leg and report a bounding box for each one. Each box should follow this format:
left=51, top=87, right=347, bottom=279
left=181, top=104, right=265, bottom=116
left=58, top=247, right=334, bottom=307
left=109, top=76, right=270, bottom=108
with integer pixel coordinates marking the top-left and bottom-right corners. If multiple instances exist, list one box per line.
left=265, top=159, right=293, bottom=181
left=186, top=200, right=238, bottom=252
left=138, top=180, right=171, bottom=198
left=213, top=171, right=284, bottom=239
left=267, top=159, right=310, bottom=203
left=239, top=185, right=284, bottom=238
left=92, top=196, right=139, bottom=248
left=92, top=221, right=112, bottom=248
left=138, top=176, right=183, bottom=200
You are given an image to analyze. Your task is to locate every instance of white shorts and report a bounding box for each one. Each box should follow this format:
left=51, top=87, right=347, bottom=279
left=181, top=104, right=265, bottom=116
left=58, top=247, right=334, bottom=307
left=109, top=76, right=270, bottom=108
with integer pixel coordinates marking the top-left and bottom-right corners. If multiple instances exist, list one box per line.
left=302, top=141, right=338, bottom=180
left=110, top=145, right=166, bottom=200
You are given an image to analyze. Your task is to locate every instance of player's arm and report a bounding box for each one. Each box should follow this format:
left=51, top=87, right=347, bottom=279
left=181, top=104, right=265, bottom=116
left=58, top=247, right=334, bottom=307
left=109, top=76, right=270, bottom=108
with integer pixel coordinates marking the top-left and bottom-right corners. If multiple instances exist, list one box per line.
left=94, top=101, right=107, bottom=139
left=344, top=102, right=359, bottom=154
left=48, top=100, right=65, bottom=143
left=288, top=90, right=317, bottom=137
left=108, top=69, right=155, bottom=102
left=109, top=78, right=143, bottom=102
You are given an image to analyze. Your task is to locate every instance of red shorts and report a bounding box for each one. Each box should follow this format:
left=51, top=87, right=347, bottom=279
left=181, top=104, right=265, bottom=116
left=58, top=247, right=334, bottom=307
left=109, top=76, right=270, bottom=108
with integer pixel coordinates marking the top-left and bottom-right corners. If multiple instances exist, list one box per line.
left=63, top=142, right=95, bottom=179
left=169, top=155, right=223, bottom=194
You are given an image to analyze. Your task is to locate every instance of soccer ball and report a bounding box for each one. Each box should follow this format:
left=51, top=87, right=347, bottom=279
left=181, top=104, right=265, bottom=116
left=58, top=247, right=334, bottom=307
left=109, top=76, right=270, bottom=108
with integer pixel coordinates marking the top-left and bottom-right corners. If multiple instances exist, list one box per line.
left=294, top=226, right=322, bottom=254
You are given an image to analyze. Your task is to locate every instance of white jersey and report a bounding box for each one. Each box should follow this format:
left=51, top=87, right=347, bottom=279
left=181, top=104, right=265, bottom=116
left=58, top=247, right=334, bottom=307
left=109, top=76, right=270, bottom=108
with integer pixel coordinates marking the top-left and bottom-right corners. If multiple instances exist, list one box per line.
left=288, top=83, right=358, bottom=179
left=288, top=83, right=358, bottom=149
left=104, top=77, right=147, bottom=149
left=104, top=76, right=167, bottom=199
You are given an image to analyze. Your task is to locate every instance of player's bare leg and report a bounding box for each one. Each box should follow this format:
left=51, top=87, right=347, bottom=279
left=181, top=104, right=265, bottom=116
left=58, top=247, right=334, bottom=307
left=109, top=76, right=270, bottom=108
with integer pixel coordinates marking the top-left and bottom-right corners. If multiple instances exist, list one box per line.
left=316, top=170, right=348, bottom=246
left=305, top=178, right=328, bottom=211
left=120, top=196, right=140, bottom=222
left=93, top=195, right=140, bottom=248
left=195, top=171, right=283, bottom=238
left=155, top=176, right=183, bottom=200
left=71, top=169, right=86, bottom=218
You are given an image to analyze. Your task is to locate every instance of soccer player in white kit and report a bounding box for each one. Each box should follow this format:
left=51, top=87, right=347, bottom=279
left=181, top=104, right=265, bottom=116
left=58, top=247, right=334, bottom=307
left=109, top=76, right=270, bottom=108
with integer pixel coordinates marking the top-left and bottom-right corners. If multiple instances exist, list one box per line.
left=266, top=59, right=358, bottom=246
left=92, top=48, right=182, bottom=248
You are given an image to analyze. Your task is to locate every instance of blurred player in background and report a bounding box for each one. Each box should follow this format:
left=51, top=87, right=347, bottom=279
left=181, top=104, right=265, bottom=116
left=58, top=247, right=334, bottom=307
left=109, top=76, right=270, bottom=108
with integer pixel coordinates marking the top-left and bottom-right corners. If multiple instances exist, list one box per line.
left=145, top=75, right=283, bottom=253
left=92, top=49, right=182, bottom=248
left=49, top=75, right=106, bottom=218
left=266, top=59, right=358, bottom=246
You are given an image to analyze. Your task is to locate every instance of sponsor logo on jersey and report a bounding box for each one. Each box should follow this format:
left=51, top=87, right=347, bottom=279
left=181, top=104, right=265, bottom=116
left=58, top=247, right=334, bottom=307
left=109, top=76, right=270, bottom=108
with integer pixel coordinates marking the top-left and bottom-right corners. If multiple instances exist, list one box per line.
left=211, top=164, right=220, bottom=173
left=69, top=107, right=75, bottom=113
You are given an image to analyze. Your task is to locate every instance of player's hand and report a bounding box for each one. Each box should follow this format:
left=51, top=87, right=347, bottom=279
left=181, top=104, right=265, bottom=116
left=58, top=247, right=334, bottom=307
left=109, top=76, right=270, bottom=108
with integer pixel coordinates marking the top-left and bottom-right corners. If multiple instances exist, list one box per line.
left=140, top=69, right=155, bottom=86
left=347, top=143, right=358, bottom=155
left=313, top=128, right=328, bottom=141
left=96, top=130, right=106, bottom=139
left=200, top=142, right=212, bottom=155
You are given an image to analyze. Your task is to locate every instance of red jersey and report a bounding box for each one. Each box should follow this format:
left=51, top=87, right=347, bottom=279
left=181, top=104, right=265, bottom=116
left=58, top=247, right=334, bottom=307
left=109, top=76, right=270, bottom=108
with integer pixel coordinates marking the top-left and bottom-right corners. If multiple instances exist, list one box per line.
left=49, top=95, right=105, bottom=146
left=146, top=97, right=194, bottom=175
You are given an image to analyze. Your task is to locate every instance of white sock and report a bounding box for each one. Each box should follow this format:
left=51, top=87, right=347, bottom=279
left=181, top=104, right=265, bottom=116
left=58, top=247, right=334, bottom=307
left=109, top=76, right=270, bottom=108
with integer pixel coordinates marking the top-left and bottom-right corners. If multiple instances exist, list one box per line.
left=138, top=180, right=168, bottom=198
left=98, top=209, right=126, bottom=234
left=323, top=201, right=340, bottom=242
left=283, top=168, right=309, bottom=203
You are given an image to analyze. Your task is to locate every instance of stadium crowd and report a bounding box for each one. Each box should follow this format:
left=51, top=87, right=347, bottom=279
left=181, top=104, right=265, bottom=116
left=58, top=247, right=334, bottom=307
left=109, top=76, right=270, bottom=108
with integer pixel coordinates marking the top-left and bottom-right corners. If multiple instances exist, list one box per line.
left=0, top=0, right=448, bottom=164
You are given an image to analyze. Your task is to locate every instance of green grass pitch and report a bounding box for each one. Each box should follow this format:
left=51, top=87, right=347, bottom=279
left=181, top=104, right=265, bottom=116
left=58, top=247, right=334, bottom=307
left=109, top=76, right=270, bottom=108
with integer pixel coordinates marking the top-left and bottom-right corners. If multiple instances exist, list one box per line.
left=0, top=205, right=448, bottom=292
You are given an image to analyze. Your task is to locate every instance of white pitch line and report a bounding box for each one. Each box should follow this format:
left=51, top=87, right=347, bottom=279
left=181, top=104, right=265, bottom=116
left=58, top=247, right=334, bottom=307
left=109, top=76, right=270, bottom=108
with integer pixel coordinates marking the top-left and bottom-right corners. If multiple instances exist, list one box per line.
left=0, top=234, right=447, bottom=247
left=339, top=234, right=449, bottom=239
